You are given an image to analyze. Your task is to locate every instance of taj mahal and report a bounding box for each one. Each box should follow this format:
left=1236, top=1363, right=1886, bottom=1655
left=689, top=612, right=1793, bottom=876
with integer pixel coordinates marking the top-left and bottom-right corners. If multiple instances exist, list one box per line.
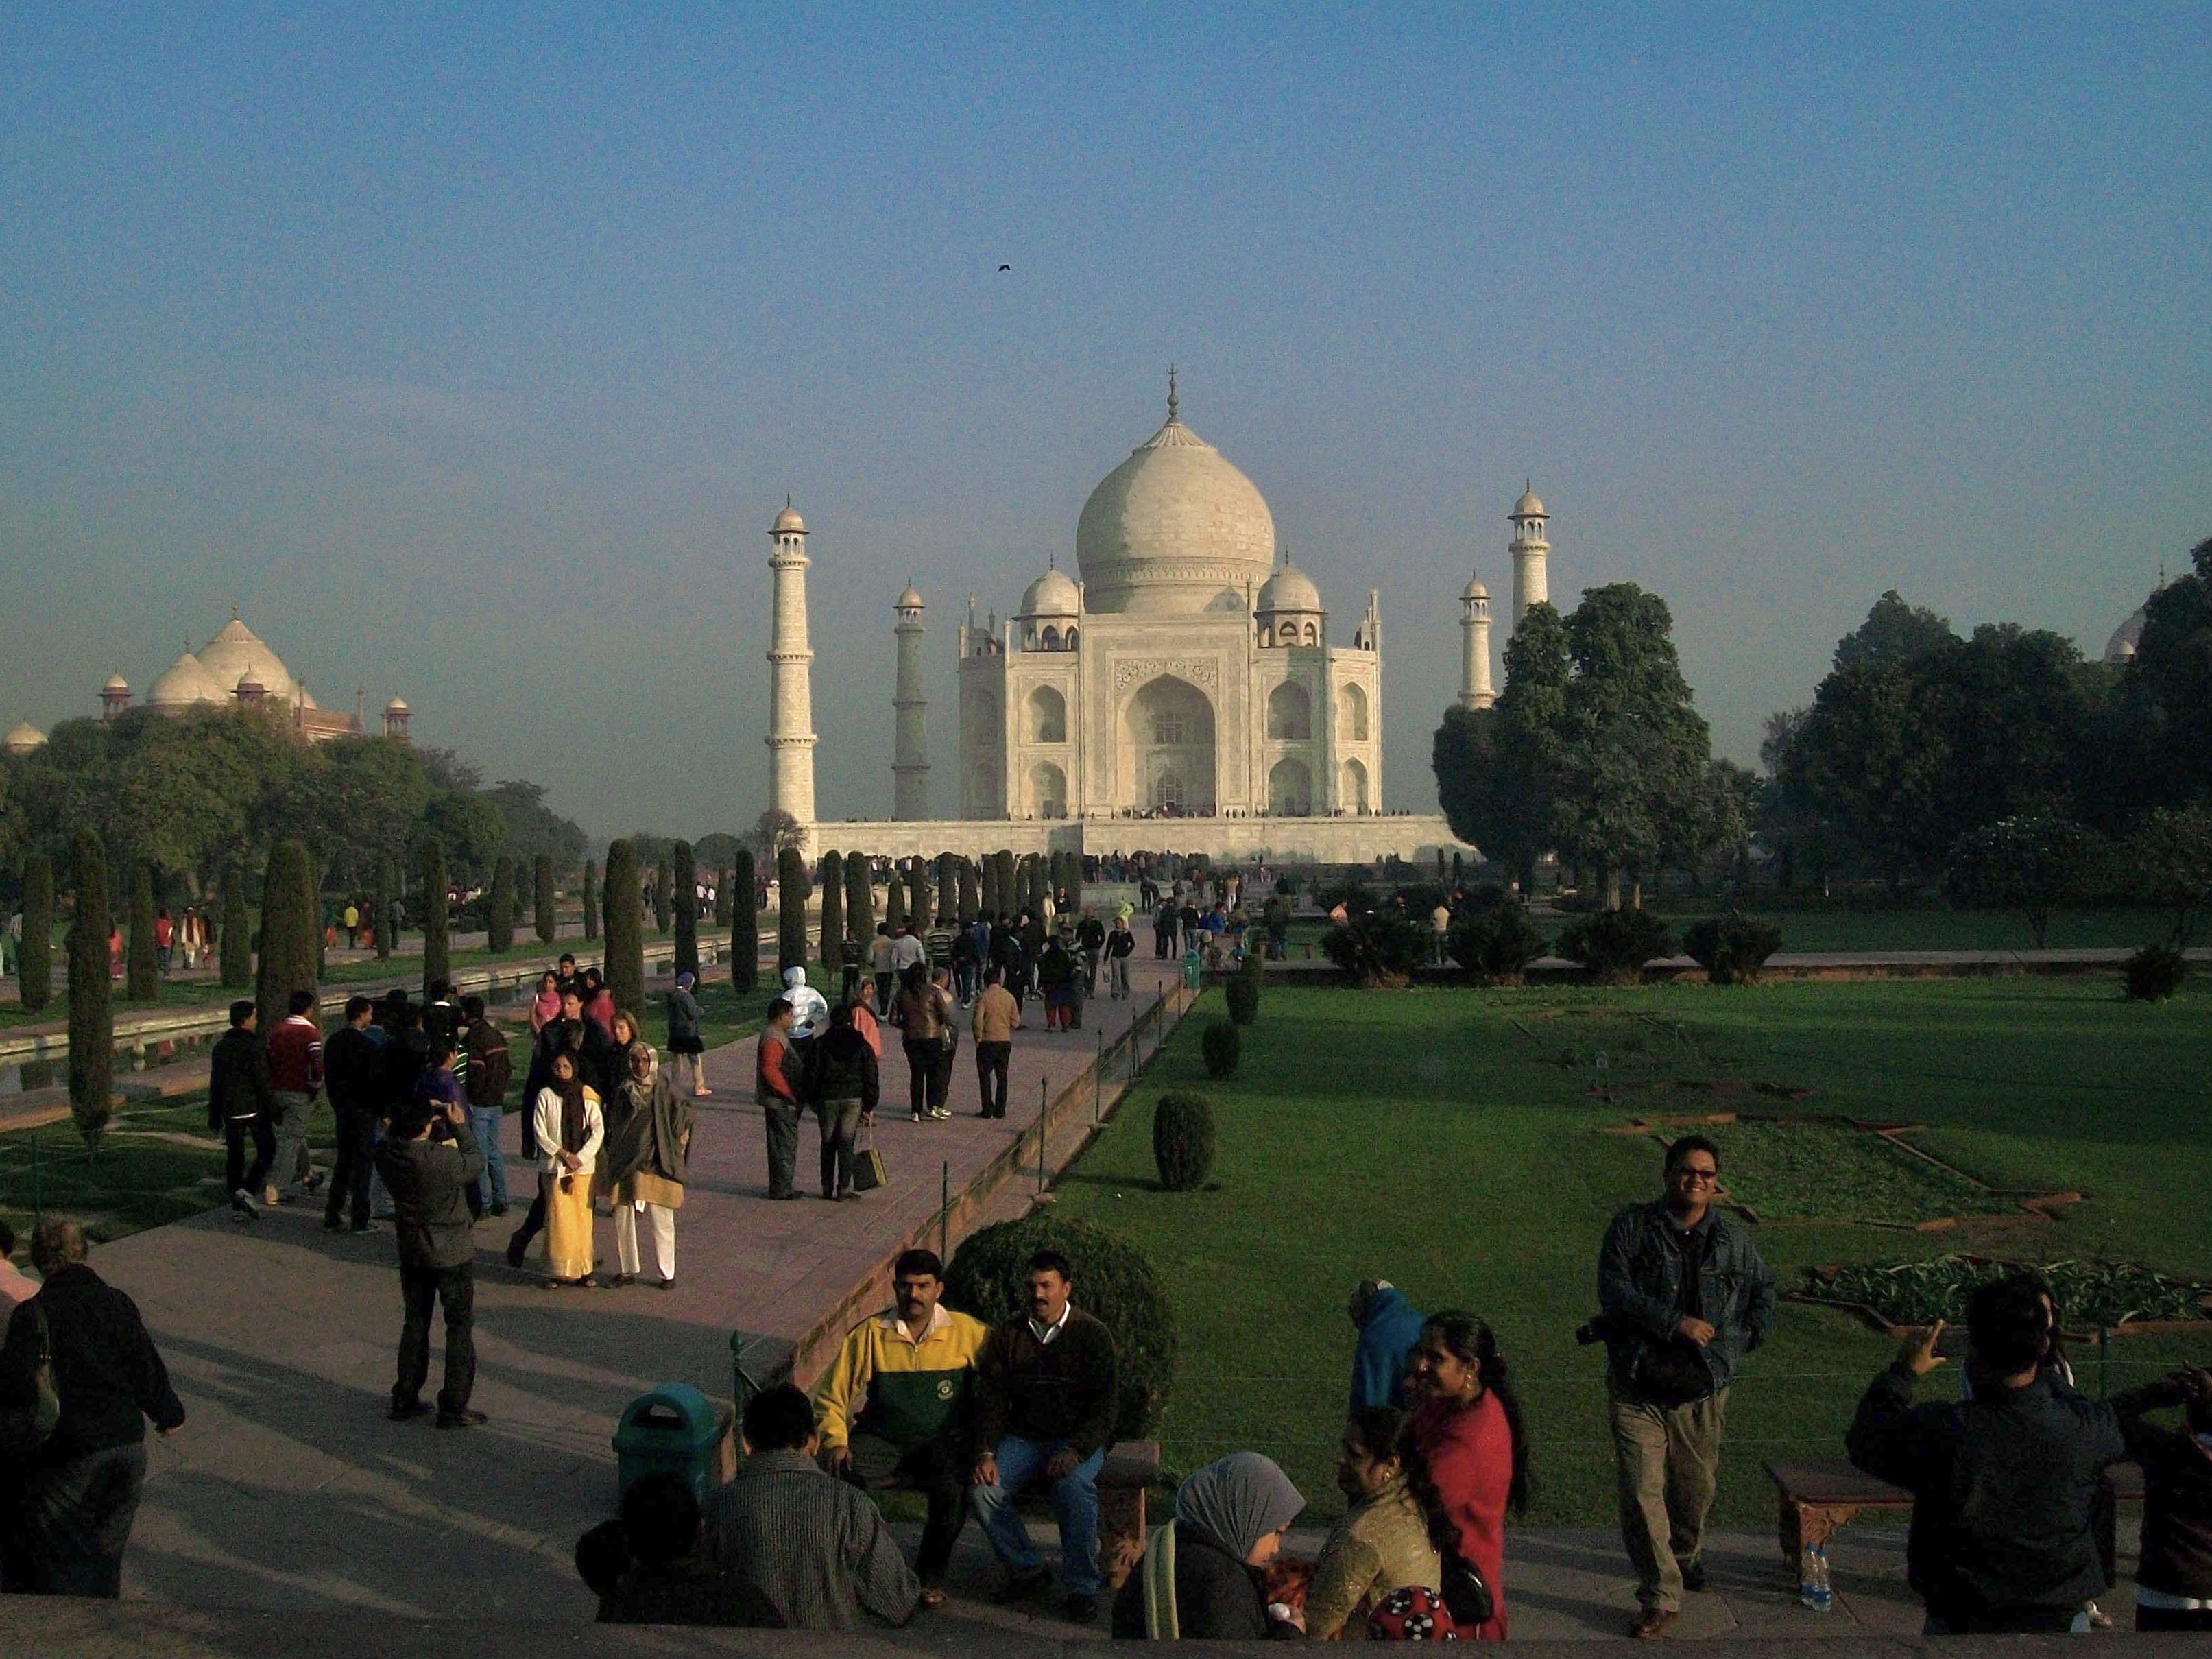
left=758, top=379, right=1547, bottom=864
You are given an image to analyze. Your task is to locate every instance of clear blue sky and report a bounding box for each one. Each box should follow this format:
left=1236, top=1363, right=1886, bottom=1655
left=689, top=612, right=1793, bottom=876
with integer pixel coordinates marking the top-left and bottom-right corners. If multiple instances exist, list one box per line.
left=3, top=5, right=2207, bottom=838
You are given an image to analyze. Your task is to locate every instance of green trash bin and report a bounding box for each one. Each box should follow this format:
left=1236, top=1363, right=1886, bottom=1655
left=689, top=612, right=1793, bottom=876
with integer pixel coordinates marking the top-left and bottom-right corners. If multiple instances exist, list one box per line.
left=612, top=1382, right=731, bottom=1504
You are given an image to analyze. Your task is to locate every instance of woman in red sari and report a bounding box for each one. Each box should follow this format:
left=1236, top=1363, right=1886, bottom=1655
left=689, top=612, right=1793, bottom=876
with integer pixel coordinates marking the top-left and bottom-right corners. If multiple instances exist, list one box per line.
left=1406, top=1311, right=1529, bottom=1640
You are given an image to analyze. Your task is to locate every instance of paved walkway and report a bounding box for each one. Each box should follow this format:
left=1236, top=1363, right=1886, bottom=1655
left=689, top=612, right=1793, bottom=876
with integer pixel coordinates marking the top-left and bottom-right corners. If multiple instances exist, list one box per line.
left=77, top=959, right=1186, bottom=1619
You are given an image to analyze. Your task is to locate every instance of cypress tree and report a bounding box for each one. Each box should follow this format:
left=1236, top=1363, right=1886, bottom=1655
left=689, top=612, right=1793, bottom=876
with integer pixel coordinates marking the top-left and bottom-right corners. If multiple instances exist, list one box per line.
left=603, top=839, right=645, bottom=1017
left=817, top=850, right=844, bottom=983
left=981, top=851, right=999, bottom=918
left=776, top=846, right=809, bottom=975
left=125, top=863, right=159, bottom=1001
left=957, top=855, right=979, bottom=925
left=1015, top=852, right=1036, bottom=915
left=534, top=853, right=557, bottom=944
left=907, top=859, right=929, bottom=932
left=256, top=839, right=320, bottom=1033
left=673, top=839, right=699, bottom=980
left=485, top=856, right=516, bottom=953
left=730, top=849, right=758, bottom=991
left=993, top=850, right=1016, bottom=918
left=582, top=857, right=600, bottom=940
left=372, top=859, right=394, bottom=959
left=66, top=830, right=113, bottom=1153
left=653, top=857, right=673, bottom=935
left=420, top=838, right=450, bottom=999
left=885, top=862, right=906, bottom=933
left=714, top=869, right=732, bottom=928
left=17, top=852, right=53, bottom=1012
left=844, top=851, right=874, bottom=952
left=935, top=852, right=959, bottom=924
left=219, top=870, right=252, bottom=988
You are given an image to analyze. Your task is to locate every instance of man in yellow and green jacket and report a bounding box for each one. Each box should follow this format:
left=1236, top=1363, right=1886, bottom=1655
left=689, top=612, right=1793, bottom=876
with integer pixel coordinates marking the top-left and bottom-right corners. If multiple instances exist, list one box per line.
left=815, top=1247, right=989, bottom=1600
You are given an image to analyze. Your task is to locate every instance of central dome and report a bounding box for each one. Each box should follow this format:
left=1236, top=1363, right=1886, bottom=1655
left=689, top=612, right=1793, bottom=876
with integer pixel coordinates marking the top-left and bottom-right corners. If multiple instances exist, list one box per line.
left=1076, top=402, right=1275, bottom=614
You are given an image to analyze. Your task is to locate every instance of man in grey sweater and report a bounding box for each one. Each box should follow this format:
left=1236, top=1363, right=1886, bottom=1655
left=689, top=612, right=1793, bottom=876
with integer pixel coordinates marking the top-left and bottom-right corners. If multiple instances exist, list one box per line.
left=702, top=1384, right=918, bottom=1630
left=374, top=1093, right=485, bottom=1429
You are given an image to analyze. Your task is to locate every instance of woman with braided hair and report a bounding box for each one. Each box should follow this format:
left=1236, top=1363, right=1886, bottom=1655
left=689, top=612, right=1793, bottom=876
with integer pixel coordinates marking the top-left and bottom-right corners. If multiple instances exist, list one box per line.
left=1406, top=1311, right=1528, bottom=1641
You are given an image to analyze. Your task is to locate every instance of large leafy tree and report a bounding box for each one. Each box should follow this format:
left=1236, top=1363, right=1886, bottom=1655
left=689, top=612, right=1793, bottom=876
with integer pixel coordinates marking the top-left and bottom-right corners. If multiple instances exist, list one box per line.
left=486, top=780, right=587, bottom=873
left=1554, top=584, right=1711, bottom=906
left=1832, top=589, right=1956, bottom=673
left=1434, top=602, right=1572, bottom=892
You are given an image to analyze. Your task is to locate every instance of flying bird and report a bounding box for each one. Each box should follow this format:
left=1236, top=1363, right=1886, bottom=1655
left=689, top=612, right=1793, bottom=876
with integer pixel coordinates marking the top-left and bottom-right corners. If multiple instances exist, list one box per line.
left=998, top=263, right=1011, bottom=272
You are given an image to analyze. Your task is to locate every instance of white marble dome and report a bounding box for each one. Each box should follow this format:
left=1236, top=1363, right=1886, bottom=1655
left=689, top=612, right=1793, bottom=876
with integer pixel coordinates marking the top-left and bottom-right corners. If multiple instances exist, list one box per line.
left=3, top=721, right=45, bottom=755
left=147, top=651, right=226, bottom=708
left=1019, top=565, right=1080, bottom=618
left=1257, top=562, right=1322, bottom=614
left=1076, top=403, right=1275, bottom=615
left=195, top=617, right=298, bottom=702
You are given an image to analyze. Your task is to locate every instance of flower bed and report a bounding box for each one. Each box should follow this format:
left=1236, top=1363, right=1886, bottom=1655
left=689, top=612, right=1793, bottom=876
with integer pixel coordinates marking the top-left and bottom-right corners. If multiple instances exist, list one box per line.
left=1665, top=1117, right=2017, bottom=1226
left=1799, top=1255, right=2212, bottom=1333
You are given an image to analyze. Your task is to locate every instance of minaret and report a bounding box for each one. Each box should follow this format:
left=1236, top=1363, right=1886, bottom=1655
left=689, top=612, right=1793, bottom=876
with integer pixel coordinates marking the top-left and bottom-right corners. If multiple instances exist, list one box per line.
left=766, top=501, right=818, bottom=829
left=1459, top=576, right=1495, bottom=708
left=892, top=582, right=928, bottom=820
left=1509, top=482, right=1549, bottom=631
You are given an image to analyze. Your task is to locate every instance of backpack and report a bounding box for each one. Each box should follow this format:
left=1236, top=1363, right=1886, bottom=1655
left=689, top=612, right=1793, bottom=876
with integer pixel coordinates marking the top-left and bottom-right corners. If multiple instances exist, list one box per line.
left=0, top=1300, right=62, bottom=1458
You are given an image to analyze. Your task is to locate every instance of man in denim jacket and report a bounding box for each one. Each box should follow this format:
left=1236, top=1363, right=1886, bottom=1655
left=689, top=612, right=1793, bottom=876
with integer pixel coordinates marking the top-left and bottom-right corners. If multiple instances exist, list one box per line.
left=1597, top=1134, right=1775, bottom=1638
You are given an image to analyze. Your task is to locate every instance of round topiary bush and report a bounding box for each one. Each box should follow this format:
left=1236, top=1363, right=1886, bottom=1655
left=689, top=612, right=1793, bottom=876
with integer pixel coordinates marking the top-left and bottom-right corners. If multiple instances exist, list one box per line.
left=1446, top=892, right=1547, bottom=983
left=1556, top=907, right=1673, bottom=984
left=2124, top=944, right=2187, bottom=1003
left=1223, top=972, right=1259, bottom=1025
left=1201, top=1018, right=1240, bottom=1078
left=1681, top=911, right=1785, bottom=986
left=945, top=1214, right=1177, bottom=1438
left=1152, top=1092, right=1216, bottom=1191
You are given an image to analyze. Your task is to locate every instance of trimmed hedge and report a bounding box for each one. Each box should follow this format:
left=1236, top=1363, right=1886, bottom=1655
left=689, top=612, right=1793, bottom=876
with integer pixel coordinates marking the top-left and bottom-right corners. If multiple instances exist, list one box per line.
left=17, top=852, right=53, bottom=1012
left=485, top=856, right=516, bottom=953
left=582, top=857, right=600, bottom=941
left=1153, top=1092, right=1216, bottom=1191
left=1682, top=911, right=1783, bottom=986
left=372, top=859, right=394, bottom=959
left=653, top=858, right=673, bottom=936
left=673, top=840, right=699, bottom=980
left=1201, top=1018, right=1240, bottom=1078
left=67, top=830, right=113, bottom=1152
left=817, top=850, right=845, bottom=983
left=534, top=853, right=557, bottom=944
left=730, top=850, right=758, bottom=991
left=944, top=1214, right=1177, bottom=1438
left=2125, top=944, right=2187, bottom=1003
left=1556, top=907, right=1672, bottom=983
left=219, top=871, right=251, bottom=988
left=1322, top=911, right=1427, bottom=987
left=844, top=851, right=874, bottom=954
left=256, top=839, right=321, bottom=1032
left=776, top=846, right=810, bottom=975
left=1447, top=892, right=1546, bottom=983
left=125, top=863, right=159, bottom=1003
left=1223, top=972, right=1258, bottom=1025
left=420, top=837, right=450, bottom=996
left=604, top=839, right=646, bottom=1016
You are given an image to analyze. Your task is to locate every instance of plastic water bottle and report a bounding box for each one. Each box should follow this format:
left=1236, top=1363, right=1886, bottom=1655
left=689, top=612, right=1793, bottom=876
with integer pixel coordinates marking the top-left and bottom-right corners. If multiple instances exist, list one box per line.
left=1798, top=1543, right=1833, bottom=1612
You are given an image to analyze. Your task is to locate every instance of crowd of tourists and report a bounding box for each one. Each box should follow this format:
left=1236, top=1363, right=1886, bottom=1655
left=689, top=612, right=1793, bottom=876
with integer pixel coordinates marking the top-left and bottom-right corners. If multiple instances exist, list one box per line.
left=3, top=887, right=2209, bottom=1636
left=564, top=1132, right=2212, bottom=1642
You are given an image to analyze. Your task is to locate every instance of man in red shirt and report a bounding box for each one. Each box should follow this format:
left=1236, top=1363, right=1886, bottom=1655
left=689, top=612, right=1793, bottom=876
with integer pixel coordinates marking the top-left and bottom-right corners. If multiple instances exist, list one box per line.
left=264, top=990, right=326, bottom=1208
left=755, top=999, right=800, bottom=1200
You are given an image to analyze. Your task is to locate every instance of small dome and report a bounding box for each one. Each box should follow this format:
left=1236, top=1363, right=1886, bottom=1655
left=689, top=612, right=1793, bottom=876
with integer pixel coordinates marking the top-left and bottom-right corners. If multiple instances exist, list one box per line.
left=1511, top=486, right=1546, bottom=519
left=1462, top=575, right=1490, bottom=601
left=2106, top=606, right=2147, bottom=665
left=896, top=585, right=924, bottom=610
left=3, top=721, right=45, bottom=755
left=385, top=696, right=411, bottom=715
left=773, top=503, right=806, bottom=534
left=1256, top=562, right=1322, bottom=614
left=1019, top=566, right=1080, bottom=618
left=147, top=652, right=225, bottom=708
left=102, top=673, right=129, bottom=693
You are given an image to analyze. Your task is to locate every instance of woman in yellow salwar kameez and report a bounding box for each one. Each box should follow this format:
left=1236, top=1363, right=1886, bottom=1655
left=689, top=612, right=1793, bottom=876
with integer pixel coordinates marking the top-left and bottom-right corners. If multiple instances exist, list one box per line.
left=532, top=1049, right=603, bottom=1287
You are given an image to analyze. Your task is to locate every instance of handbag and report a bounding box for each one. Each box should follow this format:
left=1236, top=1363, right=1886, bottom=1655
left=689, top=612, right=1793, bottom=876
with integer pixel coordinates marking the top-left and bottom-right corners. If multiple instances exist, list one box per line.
left=0, top=1301, right=61, bottom=1458
left=1439, top=1542, right=1495, bottom=1630
left=852, top=1128, right=888, bottom=1193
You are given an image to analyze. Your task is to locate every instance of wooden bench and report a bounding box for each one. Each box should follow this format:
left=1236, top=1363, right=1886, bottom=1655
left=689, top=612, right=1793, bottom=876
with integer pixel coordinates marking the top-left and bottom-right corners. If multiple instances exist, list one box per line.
left=1766, top=1457, right=2143, bottom=1566
left=1098, top=1440, right=1163, bottom=1590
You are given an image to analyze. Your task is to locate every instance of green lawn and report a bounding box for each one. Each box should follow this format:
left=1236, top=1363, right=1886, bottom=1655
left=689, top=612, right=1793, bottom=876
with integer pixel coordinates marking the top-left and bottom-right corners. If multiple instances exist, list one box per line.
left=1046, top=977, right=2212, bottom=1527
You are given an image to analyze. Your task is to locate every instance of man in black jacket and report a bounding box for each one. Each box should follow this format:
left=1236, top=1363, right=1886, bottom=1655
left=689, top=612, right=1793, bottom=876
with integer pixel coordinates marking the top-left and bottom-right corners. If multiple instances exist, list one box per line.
left=374, top=1093, right=488, bottom=1429
left=1847, top=1276, right=2127, bottom=1634
left=207, top=999, right=276, bottom=1221
left=322, top=995, right=382, bottom=1233
left=802, top=1002, right=878, bottom=1202
left=969, top=1250, right=1118, bottom=1623
left=0, top=1219, right=185, bottom=1596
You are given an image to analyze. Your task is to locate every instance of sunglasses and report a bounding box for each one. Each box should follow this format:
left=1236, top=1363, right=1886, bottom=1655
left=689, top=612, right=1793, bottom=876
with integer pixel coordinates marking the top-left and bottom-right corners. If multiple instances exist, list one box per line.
left=1672, top=1167, right=1720, bottom=1184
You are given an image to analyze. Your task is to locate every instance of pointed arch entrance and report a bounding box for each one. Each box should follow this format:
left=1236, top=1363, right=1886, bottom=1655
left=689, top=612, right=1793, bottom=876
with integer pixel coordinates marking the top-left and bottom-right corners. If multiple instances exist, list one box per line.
left=1118, top=674, right=1216, bottom=815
